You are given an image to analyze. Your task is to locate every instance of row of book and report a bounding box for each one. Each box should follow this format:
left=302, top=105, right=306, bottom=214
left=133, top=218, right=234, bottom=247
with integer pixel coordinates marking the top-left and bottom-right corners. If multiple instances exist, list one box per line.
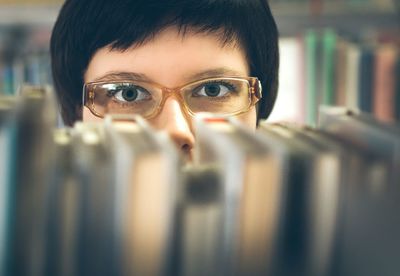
left=0, top=25, right=52, bottom=95
left=270, top=29, right=400, bottom=125
left=0, top=85, right=399, bottom=275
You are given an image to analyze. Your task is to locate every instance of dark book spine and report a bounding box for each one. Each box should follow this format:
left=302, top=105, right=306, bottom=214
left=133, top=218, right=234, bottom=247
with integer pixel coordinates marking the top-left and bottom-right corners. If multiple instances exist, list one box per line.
left=358, top=47, right=375, bottom=113
left=395, top=55, right=400, bottom=121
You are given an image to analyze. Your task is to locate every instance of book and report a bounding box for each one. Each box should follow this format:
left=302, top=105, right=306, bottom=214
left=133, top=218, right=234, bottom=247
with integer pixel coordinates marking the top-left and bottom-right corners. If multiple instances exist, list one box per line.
left=345, top=42, right=361, bottom=110
left=269, top=37, right=304, bottom=123
left=8, top=85, right=58, bottom=276
left=258, top=122, right=341, bottom=276
left=321, top=29, right=337, bottom=106
left=281, top=124, right=393, bottom=275
left=358, top=45, right=375, bottom=113
left=317, top=107, right=400, bottom=275
left=44, top=127, right=80, bottom=276
left=103, top=114, right=179, bottom=276
left=318, top=106, right=399, bottom=185
left=276, top=123, right=345, bottom=276
left=257, top=124, right=316, bottom=276
left=195, top=115, right=281, bottom=276
left=334, top=38, right=350, bottom=107
left=175, top=164, right=222, bottom=276
left=373, top=44, right=398, bottom=123
left=0, top=96, right=17, bottom=276
left=394, top=53, right=400, bottom=120
left=304, top=29, right=319, bottom=126
left=69, top=122, right=115, bottom=276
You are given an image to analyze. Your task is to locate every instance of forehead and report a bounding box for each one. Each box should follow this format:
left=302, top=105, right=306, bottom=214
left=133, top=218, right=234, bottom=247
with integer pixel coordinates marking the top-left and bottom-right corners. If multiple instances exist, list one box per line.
left=84, top=27, right=249, bottom=87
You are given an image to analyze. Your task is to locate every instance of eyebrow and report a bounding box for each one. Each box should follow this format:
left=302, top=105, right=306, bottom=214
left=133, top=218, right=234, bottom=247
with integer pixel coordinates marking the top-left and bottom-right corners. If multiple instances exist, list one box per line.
left=91, top=67, right=247, bottom=83
left=92, top=71, right=152, bottom=82
left=184, top=68, right=247, bottom=81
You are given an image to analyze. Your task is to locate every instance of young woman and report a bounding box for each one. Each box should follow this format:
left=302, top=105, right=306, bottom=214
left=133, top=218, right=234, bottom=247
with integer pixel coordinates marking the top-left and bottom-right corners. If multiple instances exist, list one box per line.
left=50, top=0, right=279, bottom=157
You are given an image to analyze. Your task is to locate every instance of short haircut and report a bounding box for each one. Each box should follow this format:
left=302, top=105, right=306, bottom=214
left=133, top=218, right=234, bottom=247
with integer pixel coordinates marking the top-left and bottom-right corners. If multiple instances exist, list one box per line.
left=51, top=0, right=279, bottom=126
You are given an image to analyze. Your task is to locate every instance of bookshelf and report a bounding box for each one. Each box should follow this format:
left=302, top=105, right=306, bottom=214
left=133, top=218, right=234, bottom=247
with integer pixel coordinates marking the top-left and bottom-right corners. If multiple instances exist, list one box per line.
left=1, top=87, right=399, bottom=275
left=275, top=11, right=399, bottom=37
left=0, top=5, right=60, bottom=26
left=268, top=0, right=400, bottom=125
left=0, top=1, right=60, bottom=95
left=0, top=0, right=62, bottom=25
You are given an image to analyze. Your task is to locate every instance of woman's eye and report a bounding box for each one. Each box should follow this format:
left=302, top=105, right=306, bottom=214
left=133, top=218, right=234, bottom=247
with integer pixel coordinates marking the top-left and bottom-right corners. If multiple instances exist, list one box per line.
left=194, top=83, right=234, bottom=97
left=112, top=86, right=151, bottom=102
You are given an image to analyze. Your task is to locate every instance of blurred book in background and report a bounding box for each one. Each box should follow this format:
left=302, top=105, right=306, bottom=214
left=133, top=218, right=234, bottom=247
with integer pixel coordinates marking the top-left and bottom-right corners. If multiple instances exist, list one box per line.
left=270, top=28, right=400, bottom=125
left=1, top=88, right=400, bottom=275
left=0, top=0, right=61, bottom=95
left=268, top=0, right=400, bottom=125
left=0, top=25, right=52, bottom=95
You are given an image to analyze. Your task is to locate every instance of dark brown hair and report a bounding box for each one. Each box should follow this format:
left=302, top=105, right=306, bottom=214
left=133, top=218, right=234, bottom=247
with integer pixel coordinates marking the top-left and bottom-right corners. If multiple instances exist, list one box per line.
left=51, top=0, right=279, bottom=126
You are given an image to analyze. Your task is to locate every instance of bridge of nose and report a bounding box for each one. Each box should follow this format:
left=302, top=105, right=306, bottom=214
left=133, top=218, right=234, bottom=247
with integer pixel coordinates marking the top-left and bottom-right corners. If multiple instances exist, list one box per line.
left=151, top=97, right=195, bottom=154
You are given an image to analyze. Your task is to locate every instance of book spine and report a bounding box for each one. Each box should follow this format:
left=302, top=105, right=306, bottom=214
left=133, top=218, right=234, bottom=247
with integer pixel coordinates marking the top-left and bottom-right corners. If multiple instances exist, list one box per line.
left=305, top=30, right=318, bottom=126
left=345, top=44, right=361, bottom=111
left=373, top=44, right=398, bottom=123
left=358, top=47, right=375, bottom=113
left=322, top=29, right=337, bottom=106
left=0, top=122, right=17, bottom=276
left=334, top=40, right=348, bottom=107
left=394, top=54, right=400, bottom=121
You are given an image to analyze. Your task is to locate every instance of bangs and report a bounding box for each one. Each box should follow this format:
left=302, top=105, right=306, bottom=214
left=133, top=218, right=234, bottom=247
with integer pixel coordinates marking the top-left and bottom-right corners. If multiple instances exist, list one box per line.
left=82, top=0, right=250, bottom=53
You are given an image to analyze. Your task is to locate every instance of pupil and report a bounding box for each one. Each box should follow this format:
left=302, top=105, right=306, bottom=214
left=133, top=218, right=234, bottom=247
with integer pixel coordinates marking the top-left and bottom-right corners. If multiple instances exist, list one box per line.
left=122, top=88, right=138, bottom=101
left=205, top=84, right=220, bottom=97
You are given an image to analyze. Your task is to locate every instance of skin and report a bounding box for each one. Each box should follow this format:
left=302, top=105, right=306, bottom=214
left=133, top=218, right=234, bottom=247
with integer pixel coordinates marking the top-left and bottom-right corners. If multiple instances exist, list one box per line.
left=83, top=26, right=257, bottom=160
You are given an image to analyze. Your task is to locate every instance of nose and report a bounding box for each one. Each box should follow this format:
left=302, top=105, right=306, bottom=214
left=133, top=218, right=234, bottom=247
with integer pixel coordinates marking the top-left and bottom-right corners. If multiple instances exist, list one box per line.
left=149, top=97, right=195, bottom=158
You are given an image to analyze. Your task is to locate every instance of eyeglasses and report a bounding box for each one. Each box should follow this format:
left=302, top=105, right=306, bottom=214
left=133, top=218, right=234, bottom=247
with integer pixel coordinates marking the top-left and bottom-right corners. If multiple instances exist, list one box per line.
left=83, top=76, right=262, bottom=119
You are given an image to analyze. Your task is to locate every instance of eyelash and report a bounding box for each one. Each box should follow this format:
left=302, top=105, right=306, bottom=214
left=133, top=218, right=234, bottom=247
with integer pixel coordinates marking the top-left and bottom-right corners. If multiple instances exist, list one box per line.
left=203, top=80, right=236, bottom=89
left=192, top=81, right=237, bottom=95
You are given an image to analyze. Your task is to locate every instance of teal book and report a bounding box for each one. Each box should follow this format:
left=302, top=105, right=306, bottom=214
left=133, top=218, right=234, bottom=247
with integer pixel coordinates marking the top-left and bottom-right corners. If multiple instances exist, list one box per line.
left=0, top=98, right=17, bottom=276
left=321, top=29, right=337, bottom=106
left=305, top=30, right=318, bottom=126
left=2, top=66, right=14, bottom=95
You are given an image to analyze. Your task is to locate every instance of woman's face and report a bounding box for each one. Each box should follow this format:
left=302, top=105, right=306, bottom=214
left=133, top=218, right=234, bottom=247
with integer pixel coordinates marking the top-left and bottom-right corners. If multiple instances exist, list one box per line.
left=84, top=27, right=257, bottom=159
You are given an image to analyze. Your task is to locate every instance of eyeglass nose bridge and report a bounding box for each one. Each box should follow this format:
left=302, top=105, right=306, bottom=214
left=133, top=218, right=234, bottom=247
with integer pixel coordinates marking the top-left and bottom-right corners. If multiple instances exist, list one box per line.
left=152, top=86, right=192, bottom=118
left=162, top=86, right=181, bottom=95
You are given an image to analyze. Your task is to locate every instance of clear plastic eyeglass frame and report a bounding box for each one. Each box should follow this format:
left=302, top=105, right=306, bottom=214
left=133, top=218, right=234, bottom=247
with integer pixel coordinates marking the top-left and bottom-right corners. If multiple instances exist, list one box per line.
left=82, top=76, right=262, bottom=119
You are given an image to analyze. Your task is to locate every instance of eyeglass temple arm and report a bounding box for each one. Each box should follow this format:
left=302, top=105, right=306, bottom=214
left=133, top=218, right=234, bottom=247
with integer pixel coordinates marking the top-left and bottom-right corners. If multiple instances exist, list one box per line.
left=250, top=79, right=262, bottom=100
